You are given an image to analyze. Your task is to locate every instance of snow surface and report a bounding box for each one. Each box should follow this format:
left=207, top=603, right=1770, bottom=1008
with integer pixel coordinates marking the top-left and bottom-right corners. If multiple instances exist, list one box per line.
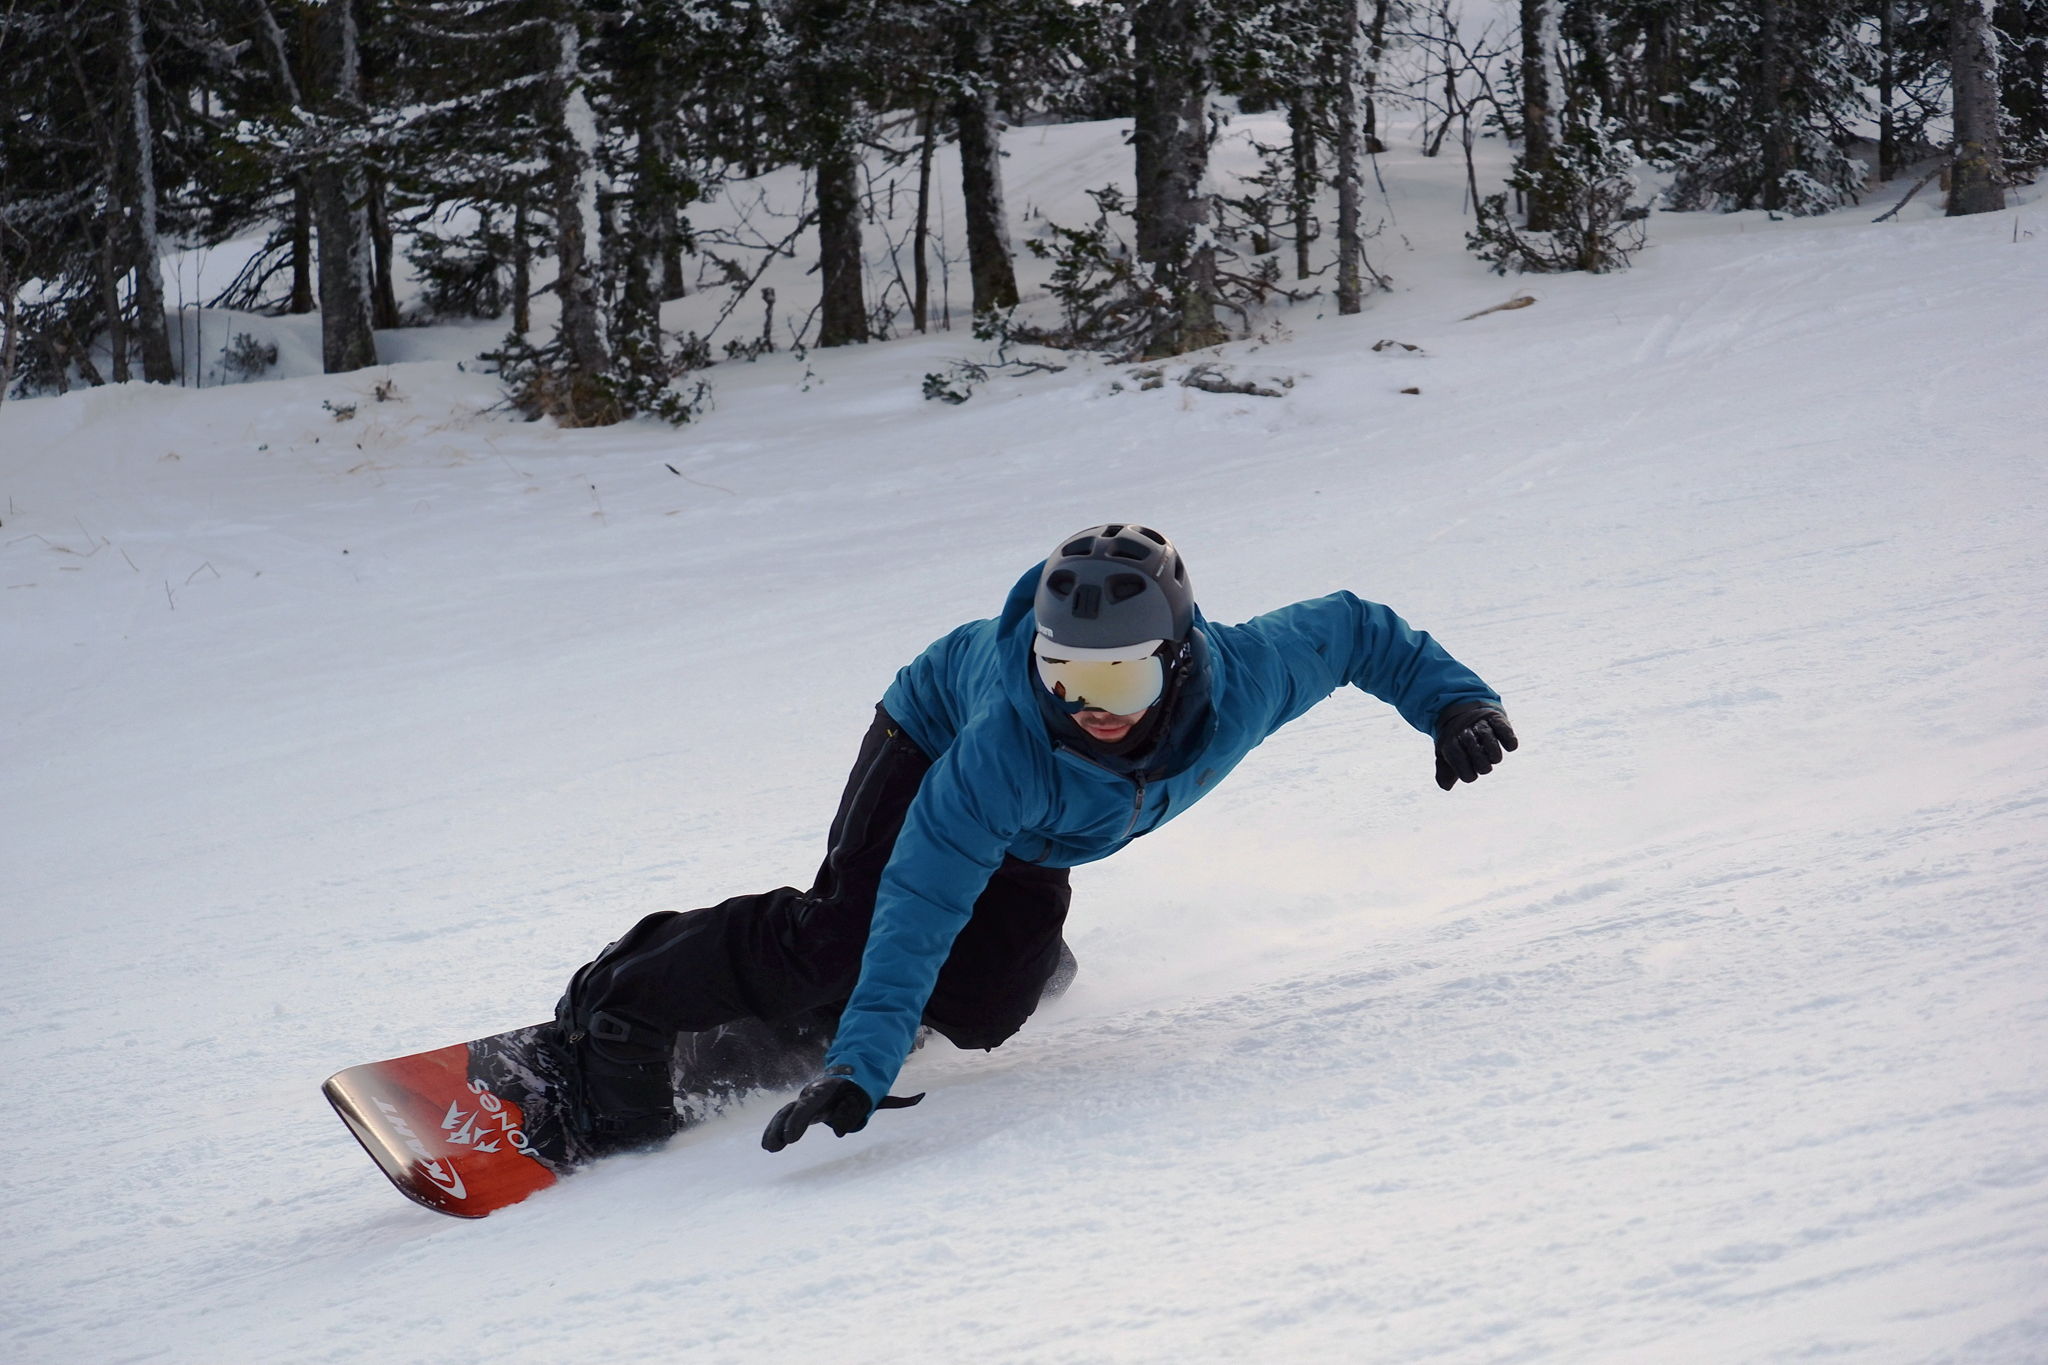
left=4, top=115, right=2047, bottom=1365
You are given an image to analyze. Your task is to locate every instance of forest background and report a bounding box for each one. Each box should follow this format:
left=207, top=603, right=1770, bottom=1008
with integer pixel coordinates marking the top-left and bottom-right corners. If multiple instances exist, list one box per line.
left=1, top=0, right=2043, bottom=420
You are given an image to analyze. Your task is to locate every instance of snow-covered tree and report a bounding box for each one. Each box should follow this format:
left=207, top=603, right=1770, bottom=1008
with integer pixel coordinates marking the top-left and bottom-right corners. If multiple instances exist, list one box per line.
left=1646, top=0, right=1873, bottom=214
left=0, top=0, right=238, bottom=392
left=966, top=0, right=1121, bottom=318
left=2001, top=0, right=2048, bottom=170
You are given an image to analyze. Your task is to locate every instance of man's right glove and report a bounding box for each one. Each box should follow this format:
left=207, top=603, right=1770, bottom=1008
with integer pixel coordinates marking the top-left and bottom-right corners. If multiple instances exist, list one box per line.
left=1434, top=704, right=1519, bottom=790
left=760, top=1066, right=924, bottom=1153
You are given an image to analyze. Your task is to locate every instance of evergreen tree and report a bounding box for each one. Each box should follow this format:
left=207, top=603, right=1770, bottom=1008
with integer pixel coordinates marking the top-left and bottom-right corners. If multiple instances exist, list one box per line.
left=0, top=1, right=112, bottom=391
left=1995, top=0, right=2048, bottom=171
left=375, top=0, right=556, bottom=328
left=943, top=0, right=1121, bottom=319
left=0, top=0, right=239, bottom=392
left=1648, top=0, right=1873, bottom=214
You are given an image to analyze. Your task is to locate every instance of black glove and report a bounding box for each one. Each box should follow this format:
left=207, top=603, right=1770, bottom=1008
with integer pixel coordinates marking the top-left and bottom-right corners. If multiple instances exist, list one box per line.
left=762, top=1068, right=871, bottom=1152
left=761, top=1066, right=924, bottom=1152
left=1434, top=704, right=1518, bottom=790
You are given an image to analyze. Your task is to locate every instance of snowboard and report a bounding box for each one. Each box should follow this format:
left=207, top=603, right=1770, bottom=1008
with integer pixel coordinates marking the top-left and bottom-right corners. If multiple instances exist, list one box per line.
left=322, top=1023, right=568, bottom=1219
left=325, top=1015, right=834, bottom=1218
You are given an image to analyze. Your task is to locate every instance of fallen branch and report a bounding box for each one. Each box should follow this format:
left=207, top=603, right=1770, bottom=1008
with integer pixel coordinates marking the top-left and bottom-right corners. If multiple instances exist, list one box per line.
left=1461, top=294, right=1536, bottom=321
left=1872, top=161, right=1946, bottom=223
left=1179, top=363, right=1290, bottom=398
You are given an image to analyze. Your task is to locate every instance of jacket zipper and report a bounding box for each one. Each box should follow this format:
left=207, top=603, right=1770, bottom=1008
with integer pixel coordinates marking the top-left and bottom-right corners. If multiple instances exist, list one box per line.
left=1055, top=743, right=1154, bottom=841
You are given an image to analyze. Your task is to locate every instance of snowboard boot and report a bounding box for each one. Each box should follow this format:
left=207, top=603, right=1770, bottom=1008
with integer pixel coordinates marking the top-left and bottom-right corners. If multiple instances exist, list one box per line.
left=554, top=1001, right=679, bottom=1161
left=465, top=1021, right=596, bottom=1174
left=1042, top=938, right=1079, bottom=1000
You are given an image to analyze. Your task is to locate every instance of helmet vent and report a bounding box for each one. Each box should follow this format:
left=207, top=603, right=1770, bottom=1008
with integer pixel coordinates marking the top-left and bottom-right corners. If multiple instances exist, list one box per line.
left=1071, top=584, right=1102, bottom=619
left=1109, top=537, right=1150, bottom=561
left=1101, top=523, right=1126, bottom=538
left=1061, top=537, right=1097, bottom=557
left=1107, top=573, right=1147, bottom=603
left=1135, top=526, right=1166, bottom=545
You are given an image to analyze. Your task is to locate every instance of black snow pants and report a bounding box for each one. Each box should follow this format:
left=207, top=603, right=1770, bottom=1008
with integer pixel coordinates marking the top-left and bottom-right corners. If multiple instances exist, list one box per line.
left=558, top=706, right=1072, bottom=1120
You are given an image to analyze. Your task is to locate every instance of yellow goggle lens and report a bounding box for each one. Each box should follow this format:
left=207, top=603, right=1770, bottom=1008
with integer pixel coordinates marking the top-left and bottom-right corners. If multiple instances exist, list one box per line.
left=1033, top=653, right=1165, bottom=715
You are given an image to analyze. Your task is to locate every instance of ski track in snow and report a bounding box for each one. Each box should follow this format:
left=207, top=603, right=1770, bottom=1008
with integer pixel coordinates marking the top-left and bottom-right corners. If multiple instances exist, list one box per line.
left=3, top=116, right=2046, bottom=1364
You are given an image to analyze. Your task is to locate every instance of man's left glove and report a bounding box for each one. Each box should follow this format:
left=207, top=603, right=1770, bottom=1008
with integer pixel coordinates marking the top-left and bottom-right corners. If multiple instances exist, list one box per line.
left=762, top=1068, right=871, bottom=1151
left=1434, top=704, right=1519, bottom=790
left=761, top=1066, right=924, bottom=1152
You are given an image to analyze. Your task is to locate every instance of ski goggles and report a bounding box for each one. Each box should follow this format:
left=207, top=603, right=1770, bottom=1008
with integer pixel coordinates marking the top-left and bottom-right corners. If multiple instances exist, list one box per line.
left=1032, top=633, right=1168, bottom=715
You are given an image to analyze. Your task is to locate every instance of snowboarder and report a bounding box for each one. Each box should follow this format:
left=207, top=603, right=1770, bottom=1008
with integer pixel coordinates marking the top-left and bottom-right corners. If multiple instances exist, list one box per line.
left=524, top=524, right=1516, bottom=1165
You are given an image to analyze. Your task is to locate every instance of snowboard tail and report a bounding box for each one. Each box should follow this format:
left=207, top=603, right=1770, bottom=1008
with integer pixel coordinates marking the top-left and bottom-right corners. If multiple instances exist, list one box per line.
left=322, top=1024, right=561, bottom=1218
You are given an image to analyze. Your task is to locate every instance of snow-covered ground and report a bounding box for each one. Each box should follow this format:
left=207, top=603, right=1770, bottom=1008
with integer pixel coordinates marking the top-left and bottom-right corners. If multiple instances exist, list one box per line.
left=4, top=116, right=2046, bottom=1364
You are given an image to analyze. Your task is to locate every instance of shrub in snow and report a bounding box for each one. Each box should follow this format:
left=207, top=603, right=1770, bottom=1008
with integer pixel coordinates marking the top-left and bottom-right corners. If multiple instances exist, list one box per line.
left=220, top=332, right=280, bottom=382
left=1469, top=117, right=1649, bottom=275
left=483, top=331, right=711, bottom=427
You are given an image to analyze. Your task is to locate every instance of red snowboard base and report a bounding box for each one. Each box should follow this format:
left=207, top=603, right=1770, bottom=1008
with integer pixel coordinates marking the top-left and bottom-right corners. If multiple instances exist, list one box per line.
left=323, top=1025, right=560, bottom=1218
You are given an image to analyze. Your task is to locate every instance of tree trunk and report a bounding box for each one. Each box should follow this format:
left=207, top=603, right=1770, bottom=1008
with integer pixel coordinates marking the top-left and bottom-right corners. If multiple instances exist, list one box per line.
left=1878, top=0, right=1899, bottom=181
left=1950, top=0, right=2007, bottom=213
left=617, top=74, right=668, bottom=381
left=1757, top=0, right=1792, bottom=211
left=1519, top=0, right=1563, bottom=229
left=512, top=197, right=532, bottom=337
left=290, top=180, right=316, bottom=312
left=814, top=137, right=869, bottom=346
left=367, top=175, right=401, bottom=330
left=0, top=247, right=18, bottom=406
left=661, top=221, right=688, bottom=301
left=1641, top=3, right=1679, bottom=140
left=952, top=18, right=1019, bottom=316
left=310, top=0, right=377, bottom=373
left=1131, top=0, right=1222, bottom=355
left=913, top=102, right=936, bottom=331
left=790, top=0, right=867, bottom=347
left=101, top=219, right=129, bottom=384
left=1362, top=0, right=1391, bottom=151
left=1331, top=2, right=1365, bottom=315
left=637, top=87, right=688, bottom=302
left=1289, top=95, right=1317, bottom=281
left=119, top=0, right=174, bottom=383
left=546, top=11, right=615, bottom=419
left=311, top=164, right=377, bottom=373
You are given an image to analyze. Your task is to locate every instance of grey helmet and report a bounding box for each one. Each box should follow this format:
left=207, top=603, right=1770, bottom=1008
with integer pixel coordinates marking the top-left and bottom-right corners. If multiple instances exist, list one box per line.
left=1034, top=524, right=1194, bottom=651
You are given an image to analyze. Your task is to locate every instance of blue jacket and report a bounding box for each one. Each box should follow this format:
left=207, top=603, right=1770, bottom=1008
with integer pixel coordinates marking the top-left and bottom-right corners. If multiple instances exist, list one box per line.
left=823, top=564, right=1502, bottom=1101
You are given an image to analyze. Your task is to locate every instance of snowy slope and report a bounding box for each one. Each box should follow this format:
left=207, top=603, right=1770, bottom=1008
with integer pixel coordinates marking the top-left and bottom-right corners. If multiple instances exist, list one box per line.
left=4, top=116, right=2046, bottom=1365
